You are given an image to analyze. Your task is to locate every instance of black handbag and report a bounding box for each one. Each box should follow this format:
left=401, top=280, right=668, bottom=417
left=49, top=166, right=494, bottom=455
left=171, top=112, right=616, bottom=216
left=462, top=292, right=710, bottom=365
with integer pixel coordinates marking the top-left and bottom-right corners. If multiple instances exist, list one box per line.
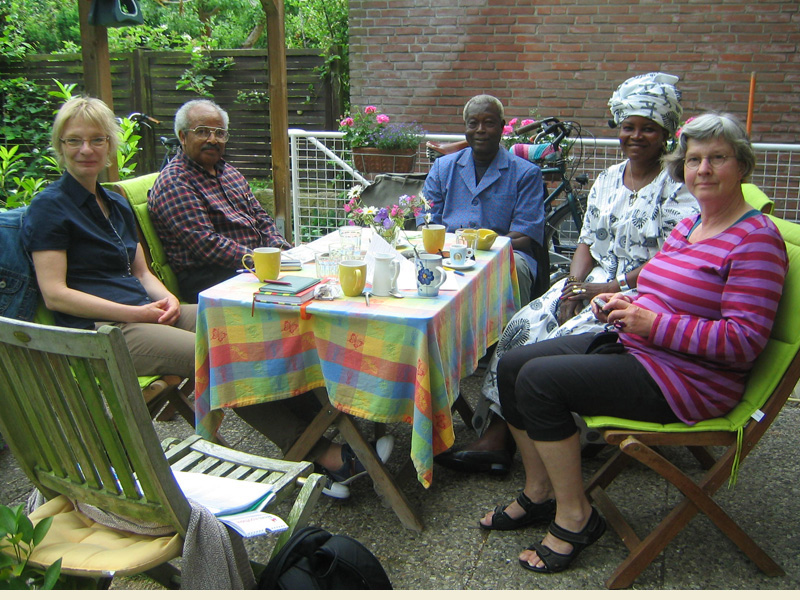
left=88, top=0, right=144, bottom=28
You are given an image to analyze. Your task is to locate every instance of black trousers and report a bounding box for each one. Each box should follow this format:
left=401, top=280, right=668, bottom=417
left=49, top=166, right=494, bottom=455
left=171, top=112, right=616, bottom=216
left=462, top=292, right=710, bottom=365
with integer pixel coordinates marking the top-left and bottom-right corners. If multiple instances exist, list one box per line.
left=498, top=333, right=677, bottom=442
left=177, top=265, right=237, bottom=303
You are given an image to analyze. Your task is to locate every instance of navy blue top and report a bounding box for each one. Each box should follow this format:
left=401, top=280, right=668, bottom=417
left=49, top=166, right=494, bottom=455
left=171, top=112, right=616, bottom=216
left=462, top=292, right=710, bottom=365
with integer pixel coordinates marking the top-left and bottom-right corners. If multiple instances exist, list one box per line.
left=21, top=172, right=151, bottom=329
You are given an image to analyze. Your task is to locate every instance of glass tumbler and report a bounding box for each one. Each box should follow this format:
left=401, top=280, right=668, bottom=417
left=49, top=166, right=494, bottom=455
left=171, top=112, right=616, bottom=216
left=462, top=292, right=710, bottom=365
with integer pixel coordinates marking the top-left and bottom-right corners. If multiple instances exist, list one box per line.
left=316, top=252, right=340, bottom=282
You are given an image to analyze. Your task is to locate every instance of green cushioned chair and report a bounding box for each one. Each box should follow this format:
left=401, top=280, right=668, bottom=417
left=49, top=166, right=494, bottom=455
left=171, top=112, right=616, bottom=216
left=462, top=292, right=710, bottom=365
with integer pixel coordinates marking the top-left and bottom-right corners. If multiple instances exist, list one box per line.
left=742, top=182, right=775, bottom=215
left=583, top=213, right=800, bottom=589
left=112, top=173, right=183, bottom=301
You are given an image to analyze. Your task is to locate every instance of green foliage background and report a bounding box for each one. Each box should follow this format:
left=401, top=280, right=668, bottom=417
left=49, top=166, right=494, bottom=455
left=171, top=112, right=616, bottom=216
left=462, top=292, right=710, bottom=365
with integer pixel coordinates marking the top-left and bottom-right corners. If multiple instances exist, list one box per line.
left=0, top=0, right=349, bottom=206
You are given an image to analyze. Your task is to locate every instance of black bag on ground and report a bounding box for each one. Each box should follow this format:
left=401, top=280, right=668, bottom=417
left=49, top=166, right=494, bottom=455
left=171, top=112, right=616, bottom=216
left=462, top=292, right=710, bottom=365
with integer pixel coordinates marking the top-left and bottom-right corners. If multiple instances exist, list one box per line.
left=257, top=526, right=392, bottom=590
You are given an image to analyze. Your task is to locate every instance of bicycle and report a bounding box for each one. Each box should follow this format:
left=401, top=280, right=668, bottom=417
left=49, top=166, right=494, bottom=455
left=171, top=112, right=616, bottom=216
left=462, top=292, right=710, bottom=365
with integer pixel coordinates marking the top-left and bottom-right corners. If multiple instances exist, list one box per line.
left=119, top=112, right=181, bottom=171
left=511, top=117, right=591, bottom=276
left=158, top=135, right=181, bottom=171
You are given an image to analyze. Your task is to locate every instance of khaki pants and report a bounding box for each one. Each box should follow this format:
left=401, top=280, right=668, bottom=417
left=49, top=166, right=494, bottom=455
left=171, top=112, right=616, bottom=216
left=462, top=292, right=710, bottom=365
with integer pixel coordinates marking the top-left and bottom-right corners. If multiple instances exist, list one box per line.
left=97, top=304, right=198, bottom=379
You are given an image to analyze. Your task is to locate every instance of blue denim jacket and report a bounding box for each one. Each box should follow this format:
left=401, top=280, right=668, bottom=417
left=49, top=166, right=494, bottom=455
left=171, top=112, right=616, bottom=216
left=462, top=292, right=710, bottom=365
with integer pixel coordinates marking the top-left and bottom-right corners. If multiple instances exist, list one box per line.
left=0, top=207, right=38, bottom=321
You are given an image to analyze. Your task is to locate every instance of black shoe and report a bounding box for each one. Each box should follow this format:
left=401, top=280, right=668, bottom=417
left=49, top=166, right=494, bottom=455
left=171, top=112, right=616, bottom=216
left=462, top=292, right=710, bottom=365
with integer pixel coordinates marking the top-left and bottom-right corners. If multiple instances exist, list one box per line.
left=434, top=446, right=513, bottom=474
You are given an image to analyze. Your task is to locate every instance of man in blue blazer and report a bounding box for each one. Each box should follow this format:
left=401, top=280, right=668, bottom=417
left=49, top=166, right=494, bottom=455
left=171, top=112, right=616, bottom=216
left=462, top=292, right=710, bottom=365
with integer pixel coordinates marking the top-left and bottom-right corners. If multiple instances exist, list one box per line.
left=419, top=94, right=545, bottom=305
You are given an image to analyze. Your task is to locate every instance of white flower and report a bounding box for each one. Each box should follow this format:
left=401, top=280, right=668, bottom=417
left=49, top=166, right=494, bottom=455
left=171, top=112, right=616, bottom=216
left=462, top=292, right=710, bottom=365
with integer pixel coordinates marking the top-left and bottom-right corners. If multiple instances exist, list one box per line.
left=347, top=185, right=363, bottom=199
left=363, top=206, right=378, bottom=215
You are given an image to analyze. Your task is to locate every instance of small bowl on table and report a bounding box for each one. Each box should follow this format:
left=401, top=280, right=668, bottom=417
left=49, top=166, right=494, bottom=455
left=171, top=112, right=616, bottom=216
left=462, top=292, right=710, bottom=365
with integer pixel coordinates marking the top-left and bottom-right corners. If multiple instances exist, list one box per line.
left=476, top=229, right=498, bottom=250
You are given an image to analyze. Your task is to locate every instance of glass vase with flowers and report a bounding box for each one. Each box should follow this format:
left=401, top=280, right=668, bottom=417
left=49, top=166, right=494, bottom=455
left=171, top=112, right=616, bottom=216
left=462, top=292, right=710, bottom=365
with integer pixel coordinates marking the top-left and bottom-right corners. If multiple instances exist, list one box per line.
left=343, top=185, right=430, bottom=247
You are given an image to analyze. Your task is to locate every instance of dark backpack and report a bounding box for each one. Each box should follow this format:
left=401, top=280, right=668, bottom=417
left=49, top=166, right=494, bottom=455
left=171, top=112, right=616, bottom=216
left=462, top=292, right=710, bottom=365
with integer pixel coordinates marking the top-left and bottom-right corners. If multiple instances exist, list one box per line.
left=257, top=526, right=392, bottom=590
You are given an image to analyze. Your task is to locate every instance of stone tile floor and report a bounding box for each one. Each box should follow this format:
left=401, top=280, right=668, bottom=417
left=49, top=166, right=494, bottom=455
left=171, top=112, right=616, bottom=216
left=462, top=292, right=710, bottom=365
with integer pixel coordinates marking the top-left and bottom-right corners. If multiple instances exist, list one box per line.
left=2, top=373, right=799, bottom=590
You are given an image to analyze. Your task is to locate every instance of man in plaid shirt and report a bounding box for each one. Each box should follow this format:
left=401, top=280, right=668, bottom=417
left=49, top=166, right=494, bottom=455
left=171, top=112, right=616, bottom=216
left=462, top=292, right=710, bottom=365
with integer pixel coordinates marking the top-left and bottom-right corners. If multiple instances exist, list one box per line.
left=149, top=99, right=291, bottom=303
left=149, top=99, right=395, bottom=498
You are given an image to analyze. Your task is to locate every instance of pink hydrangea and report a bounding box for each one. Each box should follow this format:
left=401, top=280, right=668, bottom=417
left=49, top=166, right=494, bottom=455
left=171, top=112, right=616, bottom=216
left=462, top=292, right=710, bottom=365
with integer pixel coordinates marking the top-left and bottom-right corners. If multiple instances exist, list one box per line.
left=521, top=119, right=535, bottom=127
left=340, top=117, right=354, bottom=127
left=376, top=114, right=390, bottom=125
left=508, top=118, right=518, bottom=127
left=503, top=124, right=514, bottom=136
left=364, top=106, right=378, bottom=114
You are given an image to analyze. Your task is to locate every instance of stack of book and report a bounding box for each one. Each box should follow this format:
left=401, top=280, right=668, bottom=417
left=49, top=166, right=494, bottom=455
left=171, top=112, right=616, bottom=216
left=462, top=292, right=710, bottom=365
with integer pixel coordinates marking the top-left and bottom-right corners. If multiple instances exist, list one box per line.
left=280, top=257, right=302, bottom=271
left=253, top=275, right=321, bottom=305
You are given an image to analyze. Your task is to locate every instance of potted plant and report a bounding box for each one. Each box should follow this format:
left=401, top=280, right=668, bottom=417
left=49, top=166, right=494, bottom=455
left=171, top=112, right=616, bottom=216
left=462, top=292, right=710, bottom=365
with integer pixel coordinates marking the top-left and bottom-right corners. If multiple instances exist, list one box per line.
left=339, top=106, right=426, bottom=173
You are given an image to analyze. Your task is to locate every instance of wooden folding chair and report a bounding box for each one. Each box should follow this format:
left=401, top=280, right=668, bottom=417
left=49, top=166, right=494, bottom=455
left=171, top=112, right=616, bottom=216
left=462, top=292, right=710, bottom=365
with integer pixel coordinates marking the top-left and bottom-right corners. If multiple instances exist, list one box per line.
left=582, top=214, right=800, bottom=589
left=0, top=315, right=324, bottom=588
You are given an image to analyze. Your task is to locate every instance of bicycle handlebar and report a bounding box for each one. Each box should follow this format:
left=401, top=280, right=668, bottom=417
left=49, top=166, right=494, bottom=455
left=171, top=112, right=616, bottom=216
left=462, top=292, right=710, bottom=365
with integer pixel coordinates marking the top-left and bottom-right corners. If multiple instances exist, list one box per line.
left=514, top=117, right=576, bottom=152
left=127, top=112, right=161, bottom=126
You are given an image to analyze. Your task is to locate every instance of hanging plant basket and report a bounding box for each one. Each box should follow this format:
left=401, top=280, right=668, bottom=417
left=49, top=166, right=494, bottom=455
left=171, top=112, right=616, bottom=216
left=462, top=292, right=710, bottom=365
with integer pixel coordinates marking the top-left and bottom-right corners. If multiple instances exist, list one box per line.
left=352, top=147, right=417, bottom=174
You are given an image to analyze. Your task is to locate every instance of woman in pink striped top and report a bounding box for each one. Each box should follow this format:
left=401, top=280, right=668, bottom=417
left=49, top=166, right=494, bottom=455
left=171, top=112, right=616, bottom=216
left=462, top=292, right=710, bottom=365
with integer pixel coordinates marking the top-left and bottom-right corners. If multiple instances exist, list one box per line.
left=480, top=113, right=788, bottom=575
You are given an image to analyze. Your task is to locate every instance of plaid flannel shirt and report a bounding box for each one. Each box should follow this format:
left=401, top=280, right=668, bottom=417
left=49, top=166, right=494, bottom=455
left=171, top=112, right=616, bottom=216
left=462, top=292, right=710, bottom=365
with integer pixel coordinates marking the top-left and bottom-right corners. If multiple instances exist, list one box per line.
left=148, top=151, right=290, bottom=273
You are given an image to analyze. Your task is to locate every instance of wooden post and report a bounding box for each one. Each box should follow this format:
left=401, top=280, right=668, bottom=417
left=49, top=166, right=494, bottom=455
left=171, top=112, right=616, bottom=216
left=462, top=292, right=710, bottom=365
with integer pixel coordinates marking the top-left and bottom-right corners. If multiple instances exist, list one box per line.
left=261, top=0, right=291, bottom=240
left=77, top=0, right=119, bottom=181
left=746, top=72, right=756, bottom=137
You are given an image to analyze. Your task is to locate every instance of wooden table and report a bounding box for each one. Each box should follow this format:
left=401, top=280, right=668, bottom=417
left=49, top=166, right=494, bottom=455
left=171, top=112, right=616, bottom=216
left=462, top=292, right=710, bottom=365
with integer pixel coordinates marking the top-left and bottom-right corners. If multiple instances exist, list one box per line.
left=194, top=234, right=520, bottom=529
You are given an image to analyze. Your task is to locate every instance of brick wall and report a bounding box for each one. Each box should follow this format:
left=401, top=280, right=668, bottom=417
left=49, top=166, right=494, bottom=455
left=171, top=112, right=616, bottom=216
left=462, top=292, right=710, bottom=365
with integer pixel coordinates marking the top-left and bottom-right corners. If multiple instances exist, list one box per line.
left=349, top=0, right=799, bottom=142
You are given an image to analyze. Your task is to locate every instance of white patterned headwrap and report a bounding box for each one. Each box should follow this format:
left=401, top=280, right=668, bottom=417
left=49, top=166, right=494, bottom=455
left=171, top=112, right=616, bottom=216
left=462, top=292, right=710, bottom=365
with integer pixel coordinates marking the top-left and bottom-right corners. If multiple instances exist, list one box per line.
left=608, top=72, right=683, bottom=135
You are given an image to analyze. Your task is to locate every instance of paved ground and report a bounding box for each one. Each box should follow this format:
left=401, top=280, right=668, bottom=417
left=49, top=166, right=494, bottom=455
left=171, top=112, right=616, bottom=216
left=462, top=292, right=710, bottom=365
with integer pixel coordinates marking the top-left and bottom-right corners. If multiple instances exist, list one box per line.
left=2, top=372, right=799, bottom=590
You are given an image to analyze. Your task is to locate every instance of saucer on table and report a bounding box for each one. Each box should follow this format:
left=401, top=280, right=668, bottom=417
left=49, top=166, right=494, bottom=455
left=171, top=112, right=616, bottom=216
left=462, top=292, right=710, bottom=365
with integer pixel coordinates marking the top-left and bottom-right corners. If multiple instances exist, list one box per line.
left=443, top=258, right=476, bottom=270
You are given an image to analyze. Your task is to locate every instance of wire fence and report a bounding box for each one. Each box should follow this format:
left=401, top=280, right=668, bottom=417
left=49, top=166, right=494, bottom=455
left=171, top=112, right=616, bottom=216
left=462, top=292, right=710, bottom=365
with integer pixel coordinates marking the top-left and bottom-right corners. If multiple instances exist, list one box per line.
left=288, top=130, right=800, bottom=245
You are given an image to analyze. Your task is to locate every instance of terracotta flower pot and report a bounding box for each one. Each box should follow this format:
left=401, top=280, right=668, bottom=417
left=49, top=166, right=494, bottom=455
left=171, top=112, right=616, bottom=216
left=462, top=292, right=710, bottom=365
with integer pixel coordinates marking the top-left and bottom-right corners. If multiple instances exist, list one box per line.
left=352, top=147, right=417, bottom=173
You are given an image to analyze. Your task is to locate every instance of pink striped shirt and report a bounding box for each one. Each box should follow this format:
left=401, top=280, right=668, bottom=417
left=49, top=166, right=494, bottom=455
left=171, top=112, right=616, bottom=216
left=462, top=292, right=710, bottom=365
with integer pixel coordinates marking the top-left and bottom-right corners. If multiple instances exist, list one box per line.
left=622, top=213, right=787, bottom=424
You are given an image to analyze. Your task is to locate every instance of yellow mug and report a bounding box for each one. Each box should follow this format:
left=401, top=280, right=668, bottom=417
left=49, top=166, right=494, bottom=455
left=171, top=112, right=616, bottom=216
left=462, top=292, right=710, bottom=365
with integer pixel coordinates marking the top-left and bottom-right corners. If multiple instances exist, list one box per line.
left=241, top=247, right=281, bottom=281
left=421, top=224, right=446, bottom=254
left=338, top=260, right=367, bottom=297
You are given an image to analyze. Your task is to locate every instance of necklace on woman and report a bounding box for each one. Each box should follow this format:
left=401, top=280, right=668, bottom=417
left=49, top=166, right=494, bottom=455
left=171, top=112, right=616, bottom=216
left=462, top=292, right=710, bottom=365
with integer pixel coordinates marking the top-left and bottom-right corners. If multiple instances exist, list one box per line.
left=626, top=166, right=659, bottom=205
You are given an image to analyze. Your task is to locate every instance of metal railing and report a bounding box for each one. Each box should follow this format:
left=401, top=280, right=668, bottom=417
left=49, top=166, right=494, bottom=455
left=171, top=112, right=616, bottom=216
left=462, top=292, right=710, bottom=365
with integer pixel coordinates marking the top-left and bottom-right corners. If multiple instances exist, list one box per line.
left=288, top=129, right=800, bottom=245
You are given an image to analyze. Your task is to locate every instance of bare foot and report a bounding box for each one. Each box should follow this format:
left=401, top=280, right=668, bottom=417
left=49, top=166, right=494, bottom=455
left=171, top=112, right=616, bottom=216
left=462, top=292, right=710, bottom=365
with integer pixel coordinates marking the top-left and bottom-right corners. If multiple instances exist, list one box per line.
left=480, top=498, right=527, bottom=527
left=480, top=489, right=554, bottom=528
left=519, top=531, right=574, bottom=569
left=518, top=511, right=591, bottom=569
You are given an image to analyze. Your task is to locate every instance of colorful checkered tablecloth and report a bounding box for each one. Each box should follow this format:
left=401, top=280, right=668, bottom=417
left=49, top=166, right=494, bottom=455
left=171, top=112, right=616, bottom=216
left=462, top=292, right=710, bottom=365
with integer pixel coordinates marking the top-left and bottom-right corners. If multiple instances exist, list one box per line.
left=195, top=236, right=520, bottom=487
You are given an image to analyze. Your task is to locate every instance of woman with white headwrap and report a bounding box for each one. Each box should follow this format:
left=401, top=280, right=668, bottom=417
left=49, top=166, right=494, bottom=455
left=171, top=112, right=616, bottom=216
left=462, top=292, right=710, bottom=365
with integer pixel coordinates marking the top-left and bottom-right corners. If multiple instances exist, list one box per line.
left=435, top=73, right=699, bottom=476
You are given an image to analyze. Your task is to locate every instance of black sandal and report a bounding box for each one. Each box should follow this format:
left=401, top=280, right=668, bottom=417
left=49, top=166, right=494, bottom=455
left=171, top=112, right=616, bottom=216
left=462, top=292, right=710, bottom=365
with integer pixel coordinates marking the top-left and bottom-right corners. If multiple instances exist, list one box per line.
left=519, top=506, right=606, bottom=573
left=479, top=492, right=556, bottom=531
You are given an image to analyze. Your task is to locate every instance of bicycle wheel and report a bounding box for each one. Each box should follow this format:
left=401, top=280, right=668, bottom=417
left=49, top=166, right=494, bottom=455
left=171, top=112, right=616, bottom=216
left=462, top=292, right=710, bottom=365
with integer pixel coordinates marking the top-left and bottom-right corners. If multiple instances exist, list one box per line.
left=544, top=193, right=587, bottom=265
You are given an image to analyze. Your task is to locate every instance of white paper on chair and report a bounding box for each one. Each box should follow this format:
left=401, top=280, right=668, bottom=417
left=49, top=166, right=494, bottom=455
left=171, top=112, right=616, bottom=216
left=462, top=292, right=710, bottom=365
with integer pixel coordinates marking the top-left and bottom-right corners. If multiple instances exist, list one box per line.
left=171, top=470, right=276, bottom=516
left=282, top=245, right=319, bottom=264
left=216, top=512, right=288, bottom=538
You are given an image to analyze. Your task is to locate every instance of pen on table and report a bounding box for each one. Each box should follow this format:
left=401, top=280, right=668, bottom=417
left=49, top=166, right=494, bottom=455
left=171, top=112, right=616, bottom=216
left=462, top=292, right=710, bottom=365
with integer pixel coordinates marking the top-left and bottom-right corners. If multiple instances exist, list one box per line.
left=443, top=266, right=465, bottom=276
left=262, top=278, right=292, bottom=286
